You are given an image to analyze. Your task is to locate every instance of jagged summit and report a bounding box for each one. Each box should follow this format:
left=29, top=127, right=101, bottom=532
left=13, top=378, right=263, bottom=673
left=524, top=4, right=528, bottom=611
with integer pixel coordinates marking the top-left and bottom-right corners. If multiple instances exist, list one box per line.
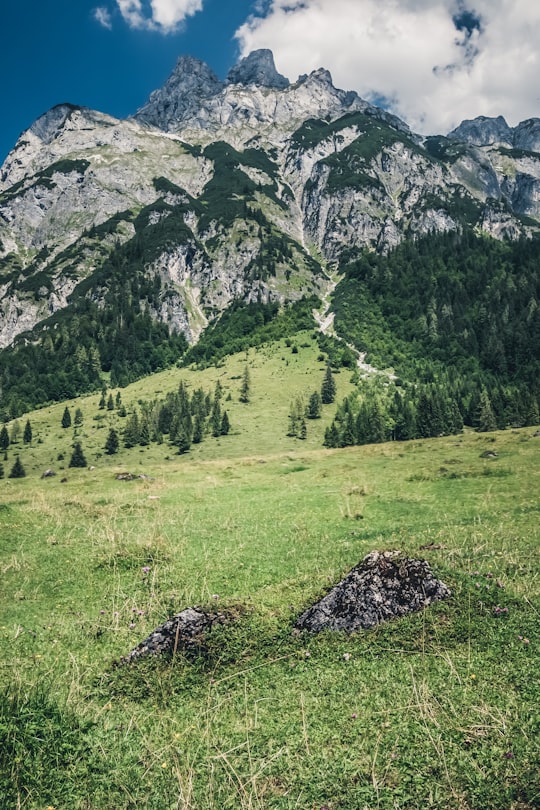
left=135, top=54, right=224, bottom=130
left=448, top=114, right=540, bottom=151
left=226, top=49, right=289, bottom=90
left=448, top=115, right=514, bottom=147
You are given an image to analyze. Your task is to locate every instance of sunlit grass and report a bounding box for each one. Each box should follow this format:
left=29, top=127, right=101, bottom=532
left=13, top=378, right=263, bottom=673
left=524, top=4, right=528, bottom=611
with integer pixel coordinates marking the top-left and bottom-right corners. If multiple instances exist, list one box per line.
left=0, top=343, right=538, bottom=808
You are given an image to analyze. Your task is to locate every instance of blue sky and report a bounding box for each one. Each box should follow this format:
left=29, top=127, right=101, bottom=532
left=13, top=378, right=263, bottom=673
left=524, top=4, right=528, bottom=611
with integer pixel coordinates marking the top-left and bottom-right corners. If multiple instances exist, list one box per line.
left=2, top=1, right=539, bottom=166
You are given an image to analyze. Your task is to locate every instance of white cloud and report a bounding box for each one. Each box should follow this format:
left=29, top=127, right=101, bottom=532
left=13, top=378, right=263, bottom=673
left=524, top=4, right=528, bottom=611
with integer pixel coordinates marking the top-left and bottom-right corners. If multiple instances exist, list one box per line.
left=235, top=0, right=540, bottom=134
left=116, top=0, right=147, bottom=29
left=93, top=7, right=113, bottom=29
left=116, top=0, right=203, bottom=33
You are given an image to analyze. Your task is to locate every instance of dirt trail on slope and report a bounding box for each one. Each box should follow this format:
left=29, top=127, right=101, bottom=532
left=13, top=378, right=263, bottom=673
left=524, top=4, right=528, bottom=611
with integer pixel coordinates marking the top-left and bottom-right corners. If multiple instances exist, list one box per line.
left=313, top=274, right=391, bottom=378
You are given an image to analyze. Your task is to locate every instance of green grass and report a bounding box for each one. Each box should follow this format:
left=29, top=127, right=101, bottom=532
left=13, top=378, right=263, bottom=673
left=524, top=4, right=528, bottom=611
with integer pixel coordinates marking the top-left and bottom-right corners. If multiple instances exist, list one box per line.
left=0, top=342, right=538, bottom=809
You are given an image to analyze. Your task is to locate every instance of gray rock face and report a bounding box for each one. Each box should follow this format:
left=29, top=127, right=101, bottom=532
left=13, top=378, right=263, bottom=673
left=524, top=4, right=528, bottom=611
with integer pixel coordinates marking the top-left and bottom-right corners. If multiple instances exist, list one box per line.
left=449, top=115, right=540, bottom=154
left=1, top=49, right=540, bottom=351
left=121, top=606, right=229, bottom=663
left=514, top=118, right=540, bottom=153
left=448, top=115, right=513, bottom=147
left=227, top=49, right=289, bottom=90
left=135, top=55, right=224, bottom=131
left=295, top=551, right=451, bottom=632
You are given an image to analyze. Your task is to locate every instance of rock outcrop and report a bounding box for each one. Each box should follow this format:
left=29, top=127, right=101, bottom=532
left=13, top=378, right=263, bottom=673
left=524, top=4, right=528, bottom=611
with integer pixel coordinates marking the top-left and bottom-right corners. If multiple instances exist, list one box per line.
left=121, top=606, right=230, bottom=663
left=295, top=551, right=451, bottom=633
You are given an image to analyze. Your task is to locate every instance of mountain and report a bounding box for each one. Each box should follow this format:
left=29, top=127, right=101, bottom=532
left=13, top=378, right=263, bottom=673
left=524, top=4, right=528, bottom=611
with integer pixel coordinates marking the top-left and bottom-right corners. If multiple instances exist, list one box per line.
left=0, top=49, right=539, bottom=415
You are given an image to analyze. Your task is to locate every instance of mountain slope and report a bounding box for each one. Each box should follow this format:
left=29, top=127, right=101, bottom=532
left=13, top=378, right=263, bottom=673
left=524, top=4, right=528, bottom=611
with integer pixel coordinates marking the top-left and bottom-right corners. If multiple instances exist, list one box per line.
left=0, top=49, right=539, bottom=416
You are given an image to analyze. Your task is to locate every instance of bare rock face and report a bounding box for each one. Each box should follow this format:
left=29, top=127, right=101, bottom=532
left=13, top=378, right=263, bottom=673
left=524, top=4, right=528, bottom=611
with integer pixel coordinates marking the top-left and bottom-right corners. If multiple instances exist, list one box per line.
left=295, top=551, right=451, bottom=633
left=121, top=607, right=230, bottom=663
left=227, top=49, right=289, bottom=90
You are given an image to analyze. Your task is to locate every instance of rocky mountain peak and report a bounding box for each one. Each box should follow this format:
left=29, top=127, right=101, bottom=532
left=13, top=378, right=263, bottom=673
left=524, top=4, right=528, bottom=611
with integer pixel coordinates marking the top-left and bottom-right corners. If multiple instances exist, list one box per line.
left=304, top=68, right=334, bottom=88
left=226, top=49, right=289, bottom=90
left=28, top=103, right=82, bottom=145
left=448, top=115, right=514, bottom=147
left=135, top=55, right=224, bottom=131
left=447, top=114, right=540, bottom=153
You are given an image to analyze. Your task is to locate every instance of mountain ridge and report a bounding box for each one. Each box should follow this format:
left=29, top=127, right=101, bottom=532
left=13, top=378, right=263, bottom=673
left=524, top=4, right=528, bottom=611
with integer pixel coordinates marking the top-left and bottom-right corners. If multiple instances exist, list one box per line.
left=0, top=49, right=539, bottom=416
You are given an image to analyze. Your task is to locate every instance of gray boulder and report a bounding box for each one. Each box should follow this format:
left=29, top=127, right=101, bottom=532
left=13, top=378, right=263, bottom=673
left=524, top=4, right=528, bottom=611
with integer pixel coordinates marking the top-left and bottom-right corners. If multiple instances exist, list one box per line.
left=296, top=550, right=450, bottom=633
left=121, top=606, right=229, bottom=663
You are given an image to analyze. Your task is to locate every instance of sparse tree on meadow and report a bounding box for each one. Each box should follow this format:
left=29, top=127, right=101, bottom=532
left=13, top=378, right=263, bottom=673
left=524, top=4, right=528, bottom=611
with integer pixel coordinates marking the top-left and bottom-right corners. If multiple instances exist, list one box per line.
left=74, top=408, right=84, bottom=426
left=105, top=428, right=119, bottom=455
left=69, top=442, right=87, bottom=468
left=107, top=393, right=114, bottom=411
left=321, top=364, right=336, bottom=404
left=306, top=391, right=322, bottom=419
left=220, top=411, right=230, bottom=435
left=239, top=365, right=251, bottom=403
left=10, top=421, right=21, bottom=444
left=9, top=456, right=26, bottom=478
left=0, top=425, right=9, bottom=452
left=61, top=406, right=72, bottom=429
left=23, top=420, right=32, bottom=444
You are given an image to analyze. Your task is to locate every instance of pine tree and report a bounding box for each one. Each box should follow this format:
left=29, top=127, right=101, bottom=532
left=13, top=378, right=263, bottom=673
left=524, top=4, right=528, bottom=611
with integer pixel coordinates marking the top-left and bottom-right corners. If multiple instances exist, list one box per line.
left=107, top=393, right=114, bottom=410
left=105, top=428, right=119, bottom=455
left=10, top=421, right=21, bottom=444
left=138, top=415, right=151, bottom=446
left=306, top=391, right=322, bottom=419
left=323, top=423, right=340, bottom=448
left=0, top=462, right=3, bottom=479
left=61, top=406, right=72, bottom=429
left=123, top=412, right=140, bottom=447
left=299, top=418, right=307, bottom=440
left=239, top=365, right=251, bottom=403
left=74, top=408, right=83, bottom=426
left=177, top=427, right=191, bottom=454
left=220, top=411, right=230, bottom=435
left=287, top=397, right=304, bottom=437
left=321, top=364, right=336, bottom=404
left=476, top=388, right=497, bottom=432
left=23, top=420, right=32, bottom=444
left=211, top=400, right=222, bottom=437
left=69, top=442, right=87, bottom=468
left=9, top=456, right=26, bottom=478
left=0, top=425, right=9, bottom=452
left=192, top=414, right=204, bottom=444
left=115, top=391, right=122, bottom=408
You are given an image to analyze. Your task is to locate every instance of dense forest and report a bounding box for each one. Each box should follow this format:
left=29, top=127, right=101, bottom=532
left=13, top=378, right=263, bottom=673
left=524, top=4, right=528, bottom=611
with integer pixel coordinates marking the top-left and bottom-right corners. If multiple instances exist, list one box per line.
left=333, top=229, right=540, bottom=386
left=326, top=229, right=540, bottom=446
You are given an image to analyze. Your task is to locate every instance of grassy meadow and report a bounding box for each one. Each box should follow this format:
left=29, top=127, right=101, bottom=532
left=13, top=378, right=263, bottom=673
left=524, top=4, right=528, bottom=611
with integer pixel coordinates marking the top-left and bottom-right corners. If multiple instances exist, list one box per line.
left=0, top=337, right=539, bottom=809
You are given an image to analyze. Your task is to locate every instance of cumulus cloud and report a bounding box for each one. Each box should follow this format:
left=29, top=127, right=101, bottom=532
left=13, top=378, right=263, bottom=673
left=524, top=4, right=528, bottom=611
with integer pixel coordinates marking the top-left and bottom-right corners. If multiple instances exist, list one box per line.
left=94, top=7, right=113, bottom=29
left=235, top=0, right=540, bottom=134
left=116, top=0, right=203, bottom=33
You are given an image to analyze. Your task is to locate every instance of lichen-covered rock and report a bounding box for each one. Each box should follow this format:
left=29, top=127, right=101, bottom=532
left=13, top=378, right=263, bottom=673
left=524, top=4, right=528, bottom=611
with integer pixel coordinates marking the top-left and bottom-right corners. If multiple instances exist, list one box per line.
left=295, top=550, right=450, bottom=633
left=121, top=607, right=229, bottom=664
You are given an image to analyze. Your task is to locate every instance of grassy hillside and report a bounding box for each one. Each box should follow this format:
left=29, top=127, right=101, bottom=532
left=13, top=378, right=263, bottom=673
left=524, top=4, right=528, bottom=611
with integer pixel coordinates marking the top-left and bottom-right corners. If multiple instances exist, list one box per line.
left=0, top=341, right=539, bottom=809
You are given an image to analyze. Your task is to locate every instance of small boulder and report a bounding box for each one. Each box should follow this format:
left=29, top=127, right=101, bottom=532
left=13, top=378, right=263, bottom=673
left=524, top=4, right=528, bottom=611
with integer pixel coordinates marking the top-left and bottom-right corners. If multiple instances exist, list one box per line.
left=295, top=550, right=451, bottom=633
left=41, top=469, right=56, bottom=479
left=121, top=606, right=231, bottom=664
